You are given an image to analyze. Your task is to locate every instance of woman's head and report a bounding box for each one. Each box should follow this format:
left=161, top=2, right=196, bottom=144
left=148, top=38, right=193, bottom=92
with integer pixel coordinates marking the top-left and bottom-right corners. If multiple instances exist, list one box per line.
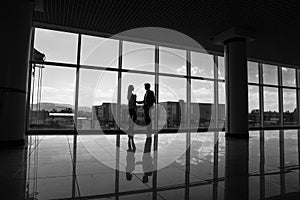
left=127, top=85, right=134, bottom=100
left=128, top=85, right=134, bottom=92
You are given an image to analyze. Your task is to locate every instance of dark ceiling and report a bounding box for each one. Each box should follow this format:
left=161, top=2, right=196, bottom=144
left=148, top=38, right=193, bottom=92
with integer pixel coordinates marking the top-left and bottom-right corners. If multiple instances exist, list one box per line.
left=33, top=0, right=300, bottom=66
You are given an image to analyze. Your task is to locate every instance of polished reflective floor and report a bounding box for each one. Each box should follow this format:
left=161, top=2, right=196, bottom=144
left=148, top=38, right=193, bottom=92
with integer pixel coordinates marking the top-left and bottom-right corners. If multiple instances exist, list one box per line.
left=1, top=130, right=300, bottom=199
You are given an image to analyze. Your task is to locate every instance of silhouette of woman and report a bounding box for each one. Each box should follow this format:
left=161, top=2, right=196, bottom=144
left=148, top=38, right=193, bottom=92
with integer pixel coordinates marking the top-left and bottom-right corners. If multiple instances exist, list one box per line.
left=127, top=85, right=137, bottom=152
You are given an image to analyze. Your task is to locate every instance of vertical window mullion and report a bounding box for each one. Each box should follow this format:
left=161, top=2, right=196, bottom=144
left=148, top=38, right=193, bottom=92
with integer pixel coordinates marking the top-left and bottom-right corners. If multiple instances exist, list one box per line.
left=115, top=40, right=122, bottom=197
left=278, top=66, right=283, bottom=127
left=279, top=130, right=286, bottom=194
left=296, top=69, right=300, bottom=126
left=74, top=34, right=81, bottom=133
left=153, top=45, right=159, bottom=200
left=259, top=63, right=264, bottom=128
left=214, top=55, right=219, bottom=129
left=187, top=51, right=191, bottom=130
left=155, top=46, right=159, bottom=132
left=185, top=50, right=191, bottom=199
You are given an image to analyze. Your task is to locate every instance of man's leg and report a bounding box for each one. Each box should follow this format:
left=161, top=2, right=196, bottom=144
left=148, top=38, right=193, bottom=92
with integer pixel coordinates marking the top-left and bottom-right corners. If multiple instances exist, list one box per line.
left=144, top=108, right=152, bottom=134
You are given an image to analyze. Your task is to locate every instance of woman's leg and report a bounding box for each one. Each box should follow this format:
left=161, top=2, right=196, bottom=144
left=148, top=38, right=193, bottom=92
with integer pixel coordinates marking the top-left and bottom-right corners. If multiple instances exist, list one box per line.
left=129, top=109, right=134, bottom=131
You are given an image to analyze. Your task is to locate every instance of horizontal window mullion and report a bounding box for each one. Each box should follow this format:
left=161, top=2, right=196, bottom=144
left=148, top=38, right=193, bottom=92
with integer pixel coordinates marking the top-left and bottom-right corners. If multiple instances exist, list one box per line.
left=31, top=60, right=78, bottom=68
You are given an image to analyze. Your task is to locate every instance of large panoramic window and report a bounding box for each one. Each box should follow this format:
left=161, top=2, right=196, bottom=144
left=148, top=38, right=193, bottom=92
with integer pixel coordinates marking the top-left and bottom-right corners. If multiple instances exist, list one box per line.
left=29, top=27, right=300, bottom=132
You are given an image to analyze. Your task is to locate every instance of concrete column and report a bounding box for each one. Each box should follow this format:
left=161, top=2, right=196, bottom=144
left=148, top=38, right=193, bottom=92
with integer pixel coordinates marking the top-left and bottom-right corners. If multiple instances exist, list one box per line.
left=0, top=0, right=33, bottom=145
left=224, top=38, right=249, bottom=137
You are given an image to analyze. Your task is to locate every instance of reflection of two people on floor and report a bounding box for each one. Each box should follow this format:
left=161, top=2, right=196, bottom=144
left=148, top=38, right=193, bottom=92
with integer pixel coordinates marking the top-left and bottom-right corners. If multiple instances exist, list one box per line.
left=126, top=137, right=154, bottom=183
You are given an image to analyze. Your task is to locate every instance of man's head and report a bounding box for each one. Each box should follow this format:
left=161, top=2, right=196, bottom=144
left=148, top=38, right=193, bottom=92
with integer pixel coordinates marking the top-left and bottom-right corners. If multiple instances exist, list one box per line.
left=144, top=83, right=151, bottom=90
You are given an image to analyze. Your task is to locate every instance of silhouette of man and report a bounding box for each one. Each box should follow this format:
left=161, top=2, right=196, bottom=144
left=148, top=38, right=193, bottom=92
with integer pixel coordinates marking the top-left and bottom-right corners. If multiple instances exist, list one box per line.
left=137, top=83, right=155, bottom=134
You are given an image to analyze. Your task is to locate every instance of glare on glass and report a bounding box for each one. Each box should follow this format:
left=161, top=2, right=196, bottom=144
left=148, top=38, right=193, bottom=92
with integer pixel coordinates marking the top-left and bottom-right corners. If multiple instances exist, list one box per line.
left=159, top=46, right=186, bottom=75
left=248, top=61, right=259, bottom=83
left=282, top=67, right=296, bottom=87
left=263, top=64, right=278, bottom=85
left=80, top=35, right=119, bottom=68
left=191, top=52, right=214, bottom=78
left=34, top=28, right=78, bottom=64
left=122, top=41, right=155, bottom=72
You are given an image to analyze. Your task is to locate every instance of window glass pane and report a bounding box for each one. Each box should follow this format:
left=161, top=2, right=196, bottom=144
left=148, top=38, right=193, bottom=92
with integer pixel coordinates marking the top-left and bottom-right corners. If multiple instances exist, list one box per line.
left=282, top=67, right=296, bottom=87
left=80, top=35, right=118, bottom=68
left=263, top=87, right=279, bottom=126
left=283, top=89, right=297, bottom=126
left=123, top=41, right=155, bottom=72
left=157, top=133, right=186, bottom=186
left=29, top=65, right=76, bottom=129
left=218, top=82, right=226, bottom=129
left=218, top=56, right=225, bottom=80
left=34, top=28, right=78, bottom=64
left=191, top=80, right=214, bottom=128
left=159, top=76, right=186, bottom=129
left=120, top=73, right=155, bottom=130
left=159, top=47, right=186, bottom=75
left=248, top=86, right=260, bottom=127
left=191, top=52, right=214, bottom=78
left=264, top=130, right=280, bottom=197
left=263, top=64, right=278, bottom=85
left=77, top=69, right=118, bottom=130
left=248, top=61, right=259, bottom=83
left=284, top=130, right=299, bottom=193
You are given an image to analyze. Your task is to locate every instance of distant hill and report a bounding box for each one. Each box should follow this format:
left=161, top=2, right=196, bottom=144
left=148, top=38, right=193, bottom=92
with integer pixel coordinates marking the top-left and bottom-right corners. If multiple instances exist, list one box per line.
left=30, top=102, right=92, bottom=112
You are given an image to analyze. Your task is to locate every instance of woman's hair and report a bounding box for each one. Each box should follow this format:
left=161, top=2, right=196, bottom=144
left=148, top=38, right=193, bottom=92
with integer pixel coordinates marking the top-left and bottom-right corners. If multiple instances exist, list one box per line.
left=127, top=85, right=134, bottom=100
